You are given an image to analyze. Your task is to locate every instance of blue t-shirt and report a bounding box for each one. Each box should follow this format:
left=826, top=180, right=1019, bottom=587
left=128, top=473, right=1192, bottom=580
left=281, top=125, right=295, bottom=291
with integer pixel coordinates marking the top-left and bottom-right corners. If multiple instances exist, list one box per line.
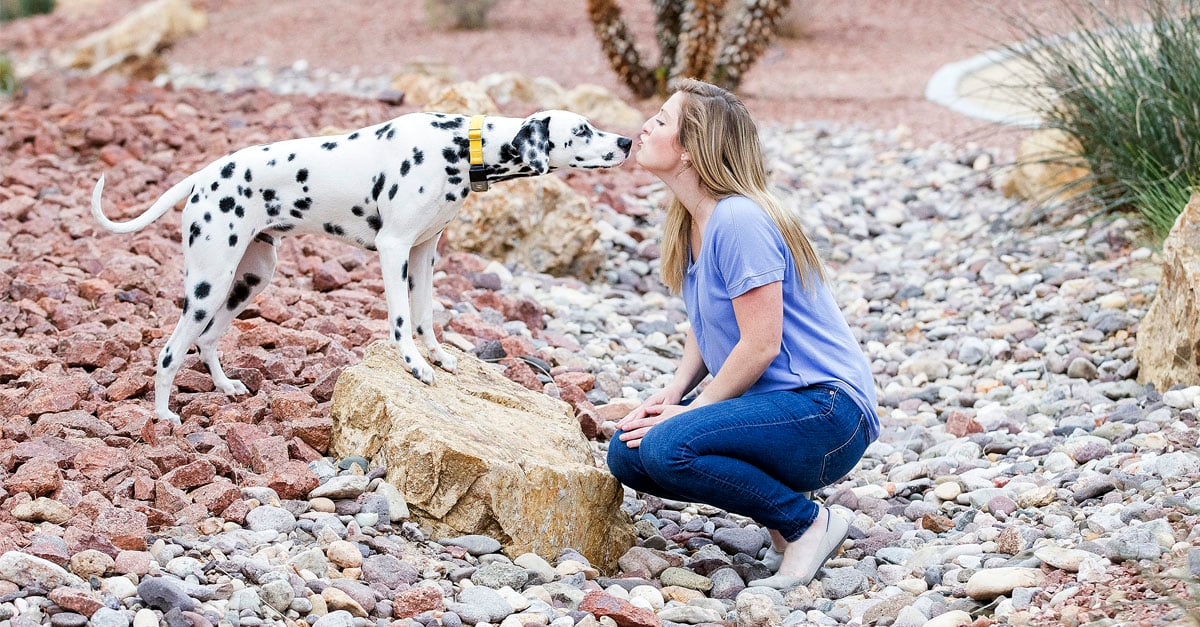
left=682, top=195, right=880, bottom=442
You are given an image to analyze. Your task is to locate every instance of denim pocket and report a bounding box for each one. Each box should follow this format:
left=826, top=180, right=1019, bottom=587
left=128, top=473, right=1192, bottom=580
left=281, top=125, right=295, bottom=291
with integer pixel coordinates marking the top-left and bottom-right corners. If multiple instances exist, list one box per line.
left=818, top=405, right=868, bottom=486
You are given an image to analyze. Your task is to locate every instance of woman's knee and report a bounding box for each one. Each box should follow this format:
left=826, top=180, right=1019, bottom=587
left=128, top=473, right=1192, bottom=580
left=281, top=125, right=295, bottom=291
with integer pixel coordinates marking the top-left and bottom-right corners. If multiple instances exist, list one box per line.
left=606, top=433, right=641, bottom=484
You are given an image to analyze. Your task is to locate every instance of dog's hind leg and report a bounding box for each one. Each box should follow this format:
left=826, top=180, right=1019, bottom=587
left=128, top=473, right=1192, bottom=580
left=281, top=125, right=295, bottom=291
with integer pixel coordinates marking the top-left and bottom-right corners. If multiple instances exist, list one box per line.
left=409, top=233, right=456, bottom=372
left=155, top=267, right=244, bottom=424
left=194, top=235, right=277, bottom=397
left=375, top=232, right=435, bottom=384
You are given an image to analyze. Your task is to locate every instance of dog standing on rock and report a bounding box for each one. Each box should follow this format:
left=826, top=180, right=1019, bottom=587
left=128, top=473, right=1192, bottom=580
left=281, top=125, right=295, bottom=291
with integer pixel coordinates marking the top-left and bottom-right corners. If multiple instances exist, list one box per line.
left=91, top=110, right=633, bottom=423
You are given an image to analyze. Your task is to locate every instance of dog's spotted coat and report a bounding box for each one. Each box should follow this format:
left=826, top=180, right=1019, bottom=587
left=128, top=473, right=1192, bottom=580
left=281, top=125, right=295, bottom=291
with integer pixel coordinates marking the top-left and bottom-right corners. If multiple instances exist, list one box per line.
left=92, top=110, right=632, bottom=423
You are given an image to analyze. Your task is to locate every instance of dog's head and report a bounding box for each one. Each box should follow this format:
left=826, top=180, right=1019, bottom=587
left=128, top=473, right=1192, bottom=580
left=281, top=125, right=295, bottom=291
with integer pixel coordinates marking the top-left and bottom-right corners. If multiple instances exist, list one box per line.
left=505, top=111, right=632, bottom=175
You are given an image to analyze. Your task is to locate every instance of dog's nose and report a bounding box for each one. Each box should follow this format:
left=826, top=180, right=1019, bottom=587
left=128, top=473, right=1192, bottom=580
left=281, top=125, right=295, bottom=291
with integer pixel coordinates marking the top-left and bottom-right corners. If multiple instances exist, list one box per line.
left=617, top=137, right=632, bottom=155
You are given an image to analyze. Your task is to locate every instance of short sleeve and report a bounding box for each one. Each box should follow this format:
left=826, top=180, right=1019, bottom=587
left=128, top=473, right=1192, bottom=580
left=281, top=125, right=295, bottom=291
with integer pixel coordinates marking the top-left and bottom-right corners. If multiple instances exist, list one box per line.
left=709, top=199, right=787, bottom=298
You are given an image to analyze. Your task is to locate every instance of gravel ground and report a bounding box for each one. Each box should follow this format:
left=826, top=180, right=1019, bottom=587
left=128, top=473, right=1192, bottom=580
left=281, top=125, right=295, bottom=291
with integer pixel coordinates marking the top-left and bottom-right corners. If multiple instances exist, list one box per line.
left=1, top=2, right=1198, bottom=626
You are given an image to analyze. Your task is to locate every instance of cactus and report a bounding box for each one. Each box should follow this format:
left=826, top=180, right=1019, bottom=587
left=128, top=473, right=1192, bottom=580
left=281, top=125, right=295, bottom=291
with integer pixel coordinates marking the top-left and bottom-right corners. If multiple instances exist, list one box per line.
left=0, top=53, right=15, bottom=97
left=1, top=0, right=55, bottom=21
left=586, top=0, right=787, bottom=97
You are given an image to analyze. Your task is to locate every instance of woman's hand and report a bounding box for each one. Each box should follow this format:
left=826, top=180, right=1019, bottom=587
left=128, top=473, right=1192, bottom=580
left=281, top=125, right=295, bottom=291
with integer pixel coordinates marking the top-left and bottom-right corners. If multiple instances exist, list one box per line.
left=616, top=397, right=689, bottom=448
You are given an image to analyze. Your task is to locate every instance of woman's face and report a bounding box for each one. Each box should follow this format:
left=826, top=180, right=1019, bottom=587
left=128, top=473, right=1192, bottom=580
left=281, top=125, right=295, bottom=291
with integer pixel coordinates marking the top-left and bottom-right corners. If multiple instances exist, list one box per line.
left=636, top=92, right=687, bottom=174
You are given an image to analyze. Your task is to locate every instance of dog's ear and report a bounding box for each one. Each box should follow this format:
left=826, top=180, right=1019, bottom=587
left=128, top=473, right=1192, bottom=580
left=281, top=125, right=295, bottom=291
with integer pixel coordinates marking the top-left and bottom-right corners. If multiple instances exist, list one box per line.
left=512, top=115, right=552, bottom=174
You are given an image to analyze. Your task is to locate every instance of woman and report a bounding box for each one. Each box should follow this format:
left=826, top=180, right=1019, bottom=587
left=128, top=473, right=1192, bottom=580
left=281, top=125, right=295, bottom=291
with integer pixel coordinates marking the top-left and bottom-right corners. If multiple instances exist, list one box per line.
left=607, top=79, right=880, bottom=585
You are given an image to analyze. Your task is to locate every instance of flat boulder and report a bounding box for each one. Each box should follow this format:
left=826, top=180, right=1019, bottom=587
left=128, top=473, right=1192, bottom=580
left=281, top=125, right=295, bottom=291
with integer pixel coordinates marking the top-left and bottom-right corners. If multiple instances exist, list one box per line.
left=329, top=342, right=634, bottom=571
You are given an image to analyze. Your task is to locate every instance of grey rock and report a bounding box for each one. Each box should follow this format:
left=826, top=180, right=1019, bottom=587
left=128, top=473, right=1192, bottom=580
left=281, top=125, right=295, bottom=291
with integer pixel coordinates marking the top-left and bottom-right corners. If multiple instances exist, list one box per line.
left=137, top=576, right=199, bottom=613
left=244, top=505, right=296, bottom=533
left=89, top=608, right=131, bottom=627
left=708, top=567, right=745, bottom=599
left=440, top=534, right=502, bottom=556
left=712, top=527, right=766, bottom=558
left=471, top=561, right=530, bottom=589
left=311, top=610, right=356, bottom=627
left=820, top=567, right=870, bottom=600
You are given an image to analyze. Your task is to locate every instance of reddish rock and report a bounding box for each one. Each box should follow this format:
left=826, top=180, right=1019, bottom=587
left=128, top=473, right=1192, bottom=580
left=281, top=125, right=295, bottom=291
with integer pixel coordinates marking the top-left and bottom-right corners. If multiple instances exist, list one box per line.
left=132, top=475, right=155, bottom=501
left=920, top=513, right=956, bottom=534
left=175, top=368, right=215, bottom=393
left=250, top=436, right=289, bottom=474
left=48, top=587, right=104, bottom=617
left=448, top=312, right=507, bottom=341
left=287, top=437, right=324, bottom=463
left=502, top=359, right=543, bottom=392
left=554, top=371, right=596, bottom=392
left=27, top=534, right=71, bottom=565
left=31, top=411, right=114, bottom=439
left=61, top=338, right=130, bottom=369
left=580, top=590, right=662, bottom=627
left=154, top=480, right=188, bottom=514
left=221, top=498, right=251, bottom=525
left=191, top=480, right=241, bottom=515
left=161, top=460, right=216, bottom=490
left=105, top=372, right=150, bottom=401
left=4, top=458, right=63, bottom=497
left=393, top=586, right=445, bottom=619
left=112, top=550, right=152, bottom=576
left=96, top=508, right=149, bottom=551
left=498, top=334, right=537, bottom=358
left=225, top=423, right=269, bottom=468
left=18, top=386, right=80, bottom=416
left=265, top=460, right=320, bottom=500
left=270, top=390, right=317, bottom=422
left=313, top=259, right=352, bottom=291
left=502, top=295, right=546, bottom=331
left=945, top=410, right=985, bottom=438
left=138, top=442, right=189, bottom=475
left=575, top=405, right=602, bottom=440
left=74, top=444, right=129, bottom=482
left=77, top=278, right=116, bottom=301
left=290, top=416, right=332, bottom=453
left=435, top=251, right=489, bottom=275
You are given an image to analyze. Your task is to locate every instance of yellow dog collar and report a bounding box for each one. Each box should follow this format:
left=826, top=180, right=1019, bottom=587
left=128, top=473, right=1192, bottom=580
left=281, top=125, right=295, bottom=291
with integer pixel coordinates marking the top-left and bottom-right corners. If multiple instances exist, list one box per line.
left=468, top=115, right=488, bottom=192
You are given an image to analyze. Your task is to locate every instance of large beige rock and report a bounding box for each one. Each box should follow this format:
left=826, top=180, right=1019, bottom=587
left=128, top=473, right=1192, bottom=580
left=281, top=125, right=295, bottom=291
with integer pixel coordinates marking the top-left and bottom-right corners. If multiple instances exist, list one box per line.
left=427, top=82, right=501, bottom=116
left=445, top=175, right=603, bottom=278
left=1003, top=129, right=1091, bottom=204
left=560, top=83, right=645, bottom=132
left=54, top=0, right=207, bottom=76
left=329, top=342, right=635, bottom=571
left=1137, top=193, right=1200, bottom=389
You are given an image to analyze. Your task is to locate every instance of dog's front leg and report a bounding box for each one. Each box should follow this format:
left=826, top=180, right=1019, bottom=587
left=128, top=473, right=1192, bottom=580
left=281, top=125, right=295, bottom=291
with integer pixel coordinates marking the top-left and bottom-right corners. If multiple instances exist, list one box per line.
left=410, top=234, right=456, bottom=373
left=376, top=233, right=436, bottom=384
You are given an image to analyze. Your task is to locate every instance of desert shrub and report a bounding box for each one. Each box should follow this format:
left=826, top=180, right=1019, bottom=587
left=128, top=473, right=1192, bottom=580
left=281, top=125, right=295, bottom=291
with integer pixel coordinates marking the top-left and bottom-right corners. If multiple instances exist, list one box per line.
left=586, top=0, right=788, bottom=98
left=423, top=0, right=499, bottom=30
left=1004, top=0, right=1200, bottom=241
left=0, top=53, right=16, bottom=97
left=0, top=0, right=55, bottom=21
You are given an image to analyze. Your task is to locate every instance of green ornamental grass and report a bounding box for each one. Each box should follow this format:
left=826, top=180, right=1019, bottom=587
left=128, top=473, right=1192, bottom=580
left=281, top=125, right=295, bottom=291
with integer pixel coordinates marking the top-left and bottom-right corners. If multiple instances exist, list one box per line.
left=0, top=0, right=55, bottom=21
left=1005, top=0, right=1200, bottom=241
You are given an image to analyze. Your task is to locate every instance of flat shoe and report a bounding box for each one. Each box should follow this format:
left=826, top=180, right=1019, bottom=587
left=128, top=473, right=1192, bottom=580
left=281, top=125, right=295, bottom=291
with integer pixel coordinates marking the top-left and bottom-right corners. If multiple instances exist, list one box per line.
left=762, top=546, right=783, bottom=572
left=797, top=507, right=850, bottom=585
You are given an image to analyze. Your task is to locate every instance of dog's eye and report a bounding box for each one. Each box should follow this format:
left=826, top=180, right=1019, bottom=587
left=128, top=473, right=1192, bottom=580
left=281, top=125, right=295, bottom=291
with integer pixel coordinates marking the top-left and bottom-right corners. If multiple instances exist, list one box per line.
left=655, top=118, right=665, bottom=127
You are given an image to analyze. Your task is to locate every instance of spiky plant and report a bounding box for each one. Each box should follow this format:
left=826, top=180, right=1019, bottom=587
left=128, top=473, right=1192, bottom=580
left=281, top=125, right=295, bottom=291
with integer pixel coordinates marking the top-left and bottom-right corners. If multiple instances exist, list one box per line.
left=0, top=53, right=16, bottom=97
left=1002, top=0, right=1200, bottom=241
left=586, top=0, right=787, bottom=98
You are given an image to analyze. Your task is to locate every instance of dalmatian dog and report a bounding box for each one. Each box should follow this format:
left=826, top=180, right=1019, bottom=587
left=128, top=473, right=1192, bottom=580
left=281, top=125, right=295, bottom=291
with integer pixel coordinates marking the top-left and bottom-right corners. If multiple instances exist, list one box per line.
left=91, top=110, right=632, bottom=423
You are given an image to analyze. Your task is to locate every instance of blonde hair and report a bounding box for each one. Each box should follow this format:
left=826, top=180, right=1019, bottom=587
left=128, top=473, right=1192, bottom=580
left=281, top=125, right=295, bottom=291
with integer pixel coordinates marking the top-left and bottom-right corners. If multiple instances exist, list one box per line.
left=659, top=78, right=825, bottom=294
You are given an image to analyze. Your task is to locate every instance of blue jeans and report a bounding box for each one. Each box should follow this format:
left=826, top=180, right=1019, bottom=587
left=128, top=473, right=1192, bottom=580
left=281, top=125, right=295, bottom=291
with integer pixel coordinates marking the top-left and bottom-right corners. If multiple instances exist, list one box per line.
left=607, top=385, right=869, bottom=541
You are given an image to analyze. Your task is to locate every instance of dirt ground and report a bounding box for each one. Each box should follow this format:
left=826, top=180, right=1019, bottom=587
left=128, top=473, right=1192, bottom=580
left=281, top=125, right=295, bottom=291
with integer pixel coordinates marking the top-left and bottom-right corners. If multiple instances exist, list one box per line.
left=2, top=0, right=1080, bottom=149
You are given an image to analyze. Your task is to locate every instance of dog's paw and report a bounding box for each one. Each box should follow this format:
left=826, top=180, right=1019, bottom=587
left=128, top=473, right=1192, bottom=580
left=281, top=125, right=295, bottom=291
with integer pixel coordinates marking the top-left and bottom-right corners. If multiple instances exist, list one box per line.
left=431, top=348, right=457, bottom=373
left=215, top=379, right=249, bottom=396
left=157, top=409, right=182, bottom=425
left=410, top=362, right=436, bottom=385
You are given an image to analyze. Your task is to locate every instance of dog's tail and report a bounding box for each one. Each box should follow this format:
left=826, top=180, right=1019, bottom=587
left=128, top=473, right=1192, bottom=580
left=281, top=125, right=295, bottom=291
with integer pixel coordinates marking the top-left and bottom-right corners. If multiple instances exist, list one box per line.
left=90, top=174, right=196, bottom=234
